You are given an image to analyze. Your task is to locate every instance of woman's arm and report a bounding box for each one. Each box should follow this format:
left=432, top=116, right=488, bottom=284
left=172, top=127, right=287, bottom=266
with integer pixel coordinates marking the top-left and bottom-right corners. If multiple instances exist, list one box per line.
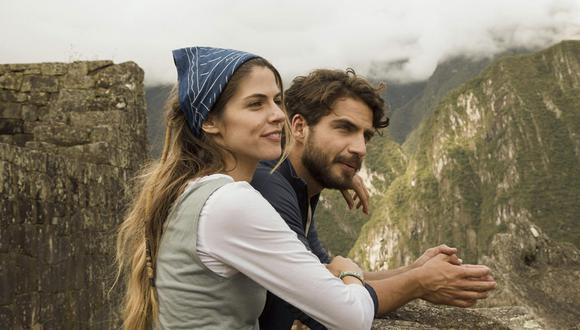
left=200, top=182, right=374, bottom=330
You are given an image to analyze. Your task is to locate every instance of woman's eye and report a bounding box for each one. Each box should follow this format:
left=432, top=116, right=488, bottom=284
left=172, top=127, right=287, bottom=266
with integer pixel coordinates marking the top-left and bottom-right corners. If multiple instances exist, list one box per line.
left=274, top=98, right=282, bottom=105
left=248, top=101, right=262, bottom=108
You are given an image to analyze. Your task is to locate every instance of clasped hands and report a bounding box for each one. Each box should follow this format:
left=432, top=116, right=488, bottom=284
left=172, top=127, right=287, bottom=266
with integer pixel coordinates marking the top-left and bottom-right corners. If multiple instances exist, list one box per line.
left=410, top=244, right=496, bottom=307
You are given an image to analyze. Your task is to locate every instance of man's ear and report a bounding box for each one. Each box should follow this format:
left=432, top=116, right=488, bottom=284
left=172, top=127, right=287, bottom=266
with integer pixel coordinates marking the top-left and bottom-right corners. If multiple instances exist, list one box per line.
left=201, top=116, right=221, bottom=135
left=290, top=114, right=309, bottom=143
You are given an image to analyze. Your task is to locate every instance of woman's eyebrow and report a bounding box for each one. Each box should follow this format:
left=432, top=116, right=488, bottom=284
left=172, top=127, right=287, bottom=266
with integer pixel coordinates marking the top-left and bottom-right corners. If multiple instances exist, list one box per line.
left=243, top=92, right=282, bottom=100
left=243, top=93, right=268, bottom=100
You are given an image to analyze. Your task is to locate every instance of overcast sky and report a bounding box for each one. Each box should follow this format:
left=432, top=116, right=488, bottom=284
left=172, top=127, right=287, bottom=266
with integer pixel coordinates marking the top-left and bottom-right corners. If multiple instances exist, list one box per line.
left=1, top=0, right=579, bottom=85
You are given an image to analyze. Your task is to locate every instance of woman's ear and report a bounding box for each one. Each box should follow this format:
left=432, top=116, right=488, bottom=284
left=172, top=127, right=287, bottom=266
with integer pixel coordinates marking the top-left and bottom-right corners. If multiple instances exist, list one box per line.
left=290, top=114, right=308, bottom=144
left=201, top=117, right=221, bottom=135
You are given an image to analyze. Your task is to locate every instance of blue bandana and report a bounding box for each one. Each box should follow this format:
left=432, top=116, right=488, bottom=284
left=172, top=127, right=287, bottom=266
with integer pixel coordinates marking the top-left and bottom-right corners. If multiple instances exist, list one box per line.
left=172, top=46, right=258, bottom=136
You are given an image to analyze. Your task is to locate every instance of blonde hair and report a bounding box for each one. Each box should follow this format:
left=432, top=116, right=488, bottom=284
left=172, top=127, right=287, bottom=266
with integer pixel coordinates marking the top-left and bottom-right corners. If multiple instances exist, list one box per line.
left=114, top=58, right=291, bottom=329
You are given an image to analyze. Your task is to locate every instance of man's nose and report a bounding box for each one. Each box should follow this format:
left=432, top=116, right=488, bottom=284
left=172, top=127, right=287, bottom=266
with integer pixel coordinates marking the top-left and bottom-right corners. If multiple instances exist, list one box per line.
left=348, top=134, right=367, bottom=158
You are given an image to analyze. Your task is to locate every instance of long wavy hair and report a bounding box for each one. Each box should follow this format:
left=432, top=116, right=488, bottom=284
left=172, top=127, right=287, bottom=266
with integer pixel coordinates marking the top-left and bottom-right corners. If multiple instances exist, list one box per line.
left=114, top=57, right=289, bottom=330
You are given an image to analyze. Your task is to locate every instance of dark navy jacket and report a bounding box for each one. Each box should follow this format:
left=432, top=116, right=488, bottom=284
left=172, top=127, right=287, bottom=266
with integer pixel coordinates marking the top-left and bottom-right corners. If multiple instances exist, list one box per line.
left=251, top=159, right=378, bottom=330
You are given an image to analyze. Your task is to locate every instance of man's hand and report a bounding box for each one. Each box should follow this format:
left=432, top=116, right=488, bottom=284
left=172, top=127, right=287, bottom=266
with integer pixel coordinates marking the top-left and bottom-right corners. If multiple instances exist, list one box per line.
left=325, top=256, right=363, bottom=277
left=415, top=254, right=496, bottom=308
left=340, top=174, right=370, bottom=215
left=411, top=244, right=462, bottom=269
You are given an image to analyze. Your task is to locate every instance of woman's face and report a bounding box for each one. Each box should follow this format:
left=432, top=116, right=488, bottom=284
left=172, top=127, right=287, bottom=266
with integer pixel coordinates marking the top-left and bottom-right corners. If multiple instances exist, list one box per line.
left=209, top=66, right=285, bottom=164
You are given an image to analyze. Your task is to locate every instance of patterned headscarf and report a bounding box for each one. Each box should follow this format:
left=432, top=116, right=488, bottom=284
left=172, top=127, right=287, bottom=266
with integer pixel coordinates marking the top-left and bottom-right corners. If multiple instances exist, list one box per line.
left=172, top=46, right=258, bottom=136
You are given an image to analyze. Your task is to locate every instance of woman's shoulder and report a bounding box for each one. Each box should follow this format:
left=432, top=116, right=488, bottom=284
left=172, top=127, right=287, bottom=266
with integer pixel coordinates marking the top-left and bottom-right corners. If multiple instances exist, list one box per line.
left=211, top=179, right=264, bottom=205
left=184, top=174, right=263, bottom=201
left=200, top=176, right=279, bottom=230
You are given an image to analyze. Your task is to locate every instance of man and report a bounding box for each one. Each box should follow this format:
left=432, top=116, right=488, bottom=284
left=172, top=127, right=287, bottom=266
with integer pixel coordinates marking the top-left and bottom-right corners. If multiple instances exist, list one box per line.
left=251, top=68, right=496, bottom=329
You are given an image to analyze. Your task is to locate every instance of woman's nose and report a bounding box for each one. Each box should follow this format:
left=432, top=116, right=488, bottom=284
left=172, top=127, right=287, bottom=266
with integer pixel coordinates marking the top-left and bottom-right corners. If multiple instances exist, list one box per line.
left=270, top=102, right=286, bottom=123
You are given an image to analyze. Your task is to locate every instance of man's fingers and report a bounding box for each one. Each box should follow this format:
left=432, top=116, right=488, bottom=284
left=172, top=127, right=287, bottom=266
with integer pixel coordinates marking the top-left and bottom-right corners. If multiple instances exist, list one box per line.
left=360, top=194, right=369, bottom=215
left=437, top=244, right=458, bottom=255
left=446, top=289, right=490, bottom=300
left=459, top=265, right=492, bottom=279
left=467, top=274, right=494, bottom=282
left=340, top=190, right=354, bottom=209
left=350, top=175, right=370, bottom=214
left=448, top=254, right=462, bottom=265
left=456, top=279, right=497, bottom=292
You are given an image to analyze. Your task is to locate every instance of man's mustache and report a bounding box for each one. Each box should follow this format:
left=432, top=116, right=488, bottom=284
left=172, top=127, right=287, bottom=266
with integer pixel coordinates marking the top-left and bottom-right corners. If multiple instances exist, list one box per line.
left=334, top=155, right=362, bottom=171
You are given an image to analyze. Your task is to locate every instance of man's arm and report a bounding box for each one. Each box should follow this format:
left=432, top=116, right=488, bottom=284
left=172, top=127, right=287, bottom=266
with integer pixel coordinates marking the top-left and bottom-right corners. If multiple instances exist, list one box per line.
left=368, top=254, right=496, bottom=315
left=363, top=245, right=461, bottom=281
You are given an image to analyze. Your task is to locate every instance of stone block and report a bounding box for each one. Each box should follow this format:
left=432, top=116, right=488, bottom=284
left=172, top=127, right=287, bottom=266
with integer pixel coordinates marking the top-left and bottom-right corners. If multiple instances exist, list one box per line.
left=0, top=102, right=22, bottom=119
left=53, top=88, right=92, bottom=112
left=21, top=121, right=38, bottom=135
left=86, top=60, right=114, bottom=73
left=0, top=74, right=23, bottom=90
left=62, top=62, right=94, bottom=89
left=21, top=75, right=59, bottom=93
left=40, top=63, right=67, bottom=76
left=28, top=91, right=51, bottom=105
left=32, top=123, right=92, bottom=147
left=6, top=224, right=25, bottom=254
left=20, top=64, right=42, bottom=75
left=0, top=307, right=14, bottom=330
left=0, top=258, right=15, bottom=305
left=21, top=105, right=39, bottom=121
left=7, top=64, right=29, bottom=72
left=22, top=223, right=40, bottom=258
left=13, top=292, right=40, bottom=328
left=11, top=134, right=33, bottom=146
left=14, top=255, right=39, bottom=295
left=0, top=90, right=27, bottom=102
left=0, top=135, right=13, bottom=144
left=0, top=119, right=23, bottom=134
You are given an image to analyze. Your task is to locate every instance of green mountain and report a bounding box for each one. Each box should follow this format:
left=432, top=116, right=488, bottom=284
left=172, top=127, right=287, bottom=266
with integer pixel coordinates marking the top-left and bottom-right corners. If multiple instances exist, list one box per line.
left=315, top=55, right=514, bottom=257
left=350, top=40, right=580, bottom=328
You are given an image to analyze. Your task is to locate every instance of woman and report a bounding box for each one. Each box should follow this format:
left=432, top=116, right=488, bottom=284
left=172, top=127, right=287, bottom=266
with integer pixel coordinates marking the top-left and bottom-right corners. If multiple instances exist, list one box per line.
left=116, top=47, right=375, bottom=330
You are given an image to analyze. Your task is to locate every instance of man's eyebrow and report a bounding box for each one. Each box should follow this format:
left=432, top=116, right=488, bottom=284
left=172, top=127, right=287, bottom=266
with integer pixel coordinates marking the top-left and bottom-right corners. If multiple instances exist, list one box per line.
left=331, top=118, right=358, bottom=128
left=332, top=117, right=375, bottom=139
left=364, top=129, right=375, bottom=140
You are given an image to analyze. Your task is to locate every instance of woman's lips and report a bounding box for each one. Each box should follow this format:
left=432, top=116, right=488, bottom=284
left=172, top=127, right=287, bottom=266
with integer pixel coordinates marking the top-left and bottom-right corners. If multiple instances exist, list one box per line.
left=262, top=132, right=281, bottom=142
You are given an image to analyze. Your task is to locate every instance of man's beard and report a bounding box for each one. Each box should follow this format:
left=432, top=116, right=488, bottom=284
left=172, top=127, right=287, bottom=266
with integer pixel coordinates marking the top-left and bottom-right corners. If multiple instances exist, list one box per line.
left=301, top=135, right=362, bottom=190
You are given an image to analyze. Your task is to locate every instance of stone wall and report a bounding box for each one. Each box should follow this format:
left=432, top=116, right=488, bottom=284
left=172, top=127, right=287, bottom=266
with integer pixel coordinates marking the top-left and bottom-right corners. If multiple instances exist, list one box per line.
left=0, top=61, right=147, bottom=329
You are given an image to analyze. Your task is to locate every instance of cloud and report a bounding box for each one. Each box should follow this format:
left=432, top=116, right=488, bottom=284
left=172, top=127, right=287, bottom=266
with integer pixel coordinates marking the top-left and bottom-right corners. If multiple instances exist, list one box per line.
left=1, top=0, right=579, bottom=84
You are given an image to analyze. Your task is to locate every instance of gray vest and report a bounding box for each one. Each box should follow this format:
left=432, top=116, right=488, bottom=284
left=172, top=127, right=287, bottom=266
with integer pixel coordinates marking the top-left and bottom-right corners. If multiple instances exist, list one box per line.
left=156, top=177, right=266, bottom=329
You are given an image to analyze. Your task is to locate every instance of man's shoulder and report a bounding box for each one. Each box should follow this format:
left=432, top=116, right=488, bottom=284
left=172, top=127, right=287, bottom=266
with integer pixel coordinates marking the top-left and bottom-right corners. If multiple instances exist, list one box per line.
left=252, top=160, right=299, bottom=205
left=253, top=160, right=290, bottom=186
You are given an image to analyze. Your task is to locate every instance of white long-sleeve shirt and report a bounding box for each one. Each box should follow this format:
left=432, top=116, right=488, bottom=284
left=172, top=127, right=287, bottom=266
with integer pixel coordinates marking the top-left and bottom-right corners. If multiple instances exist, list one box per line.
left=191, top=174, right=374, bottom=330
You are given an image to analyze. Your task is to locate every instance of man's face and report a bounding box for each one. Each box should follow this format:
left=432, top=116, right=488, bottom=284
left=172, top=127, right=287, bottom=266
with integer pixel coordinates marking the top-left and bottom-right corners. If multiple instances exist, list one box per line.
left=301, top=97, right=374, bottom=189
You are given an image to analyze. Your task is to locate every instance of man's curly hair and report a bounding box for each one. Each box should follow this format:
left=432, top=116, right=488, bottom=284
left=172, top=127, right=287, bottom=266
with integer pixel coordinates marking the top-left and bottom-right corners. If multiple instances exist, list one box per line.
left=284, top=68, right=389, bottom=130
